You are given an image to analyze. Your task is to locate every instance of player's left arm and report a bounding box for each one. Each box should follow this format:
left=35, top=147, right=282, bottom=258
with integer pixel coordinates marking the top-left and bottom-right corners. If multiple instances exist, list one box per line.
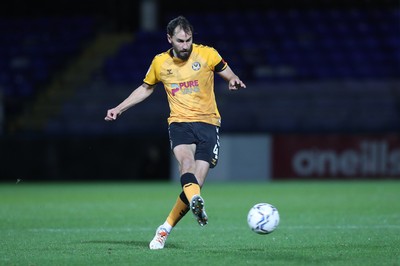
left=217, top=65, right=246, bottom=91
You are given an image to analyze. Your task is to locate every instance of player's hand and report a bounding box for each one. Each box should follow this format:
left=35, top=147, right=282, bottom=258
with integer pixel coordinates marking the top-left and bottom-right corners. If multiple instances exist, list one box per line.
left=229, top=78, right=246, bottom=91
left=104, top=108, right=120, bottom=121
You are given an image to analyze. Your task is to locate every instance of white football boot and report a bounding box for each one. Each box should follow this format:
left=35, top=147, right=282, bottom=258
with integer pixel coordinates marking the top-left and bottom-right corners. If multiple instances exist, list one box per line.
left=149, top=226, right=169, bottom=250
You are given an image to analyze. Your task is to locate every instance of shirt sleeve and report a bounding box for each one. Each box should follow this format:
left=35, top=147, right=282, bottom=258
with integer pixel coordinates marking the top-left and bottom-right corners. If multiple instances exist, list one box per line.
left=143, top=58, right=159, bottom=86
left=214, top=58, right=228, bottom=72
left=208, top=46, right=227, bottom=72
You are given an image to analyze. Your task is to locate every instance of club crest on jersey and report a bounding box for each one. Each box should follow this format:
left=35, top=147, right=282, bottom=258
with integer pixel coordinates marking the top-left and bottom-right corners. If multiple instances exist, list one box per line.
left=192, top=62, right=201, bottom=71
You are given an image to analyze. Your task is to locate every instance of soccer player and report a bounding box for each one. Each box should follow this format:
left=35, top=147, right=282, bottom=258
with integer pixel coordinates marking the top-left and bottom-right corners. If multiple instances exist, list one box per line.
left=105, top=15, right=246, bottom=249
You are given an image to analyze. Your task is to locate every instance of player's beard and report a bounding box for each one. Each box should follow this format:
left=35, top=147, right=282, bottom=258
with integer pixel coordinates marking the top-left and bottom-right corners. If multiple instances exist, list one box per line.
left=174, top=45, right=192, bottom=61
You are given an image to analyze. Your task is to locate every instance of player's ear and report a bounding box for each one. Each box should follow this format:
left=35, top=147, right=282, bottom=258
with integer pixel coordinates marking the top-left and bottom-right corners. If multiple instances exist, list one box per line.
left=167, top=34, right=172, bottom=44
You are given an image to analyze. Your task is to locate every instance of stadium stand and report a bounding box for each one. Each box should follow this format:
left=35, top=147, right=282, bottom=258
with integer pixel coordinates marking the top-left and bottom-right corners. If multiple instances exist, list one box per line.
left=1, top=3, right=399, bottom=135
left=0, top=16, right=96, bottom=132
left=94, top=7, right=400, bottom=134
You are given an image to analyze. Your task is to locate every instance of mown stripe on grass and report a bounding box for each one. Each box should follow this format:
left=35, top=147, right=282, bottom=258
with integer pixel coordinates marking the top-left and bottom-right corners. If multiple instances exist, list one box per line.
left=1, top=223, right=399, bottom=234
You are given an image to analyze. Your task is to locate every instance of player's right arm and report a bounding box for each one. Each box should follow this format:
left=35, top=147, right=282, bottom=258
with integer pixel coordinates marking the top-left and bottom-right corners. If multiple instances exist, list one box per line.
left=104, top=83, right=155, bottom=121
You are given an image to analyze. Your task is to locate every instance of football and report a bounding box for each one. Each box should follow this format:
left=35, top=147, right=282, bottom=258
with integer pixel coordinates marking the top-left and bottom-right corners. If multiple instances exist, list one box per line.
left=247, top=203, right=280, bottom=234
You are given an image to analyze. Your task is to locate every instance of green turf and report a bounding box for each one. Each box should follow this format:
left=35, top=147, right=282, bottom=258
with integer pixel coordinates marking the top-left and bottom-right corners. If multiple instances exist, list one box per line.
left=0, top=180, right=399, bottom=266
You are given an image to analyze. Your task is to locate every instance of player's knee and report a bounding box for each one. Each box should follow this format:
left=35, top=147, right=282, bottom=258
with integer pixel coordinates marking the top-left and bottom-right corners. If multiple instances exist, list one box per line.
left=179, top=157, right=196, bottom=174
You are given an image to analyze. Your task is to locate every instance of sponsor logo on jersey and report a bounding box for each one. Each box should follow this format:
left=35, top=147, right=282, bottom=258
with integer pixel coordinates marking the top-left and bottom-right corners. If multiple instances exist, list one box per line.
left=171, top=80, right=200, bottom=96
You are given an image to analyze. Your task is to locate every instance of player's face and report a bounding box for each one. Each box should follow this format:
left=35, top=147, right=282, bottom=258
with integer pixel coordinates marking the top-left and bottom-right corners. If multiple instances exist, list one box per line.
left=168, top=26, right=193, bottom=60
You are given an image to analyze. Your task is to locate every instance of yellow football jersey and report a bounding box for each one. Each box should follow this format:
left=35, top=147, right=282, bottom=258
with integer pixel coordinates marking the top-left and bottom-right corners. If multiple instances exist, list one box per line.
left=143, top=43, right=227, bottom=127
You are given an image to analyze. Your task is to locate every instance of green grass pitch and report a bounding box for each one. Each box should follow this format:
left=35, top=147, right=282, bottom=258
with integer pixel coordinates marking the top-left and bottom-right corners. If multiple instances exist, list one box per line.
left=1, top=180, right=399, bottom=266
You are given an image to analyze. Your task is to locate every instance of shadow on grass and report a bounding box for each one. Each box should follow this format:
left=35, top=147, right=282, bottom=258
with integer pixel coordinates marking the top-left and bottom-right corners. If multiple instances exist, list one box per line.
left=79, top=240, right=180, bottom=249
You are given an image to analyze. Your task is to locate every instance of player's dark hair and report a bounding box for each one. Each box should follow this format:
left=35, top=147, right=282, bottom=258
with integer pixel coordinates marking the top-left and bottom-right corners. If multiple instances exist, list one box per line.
left=167, top=15, right=193, bottom=36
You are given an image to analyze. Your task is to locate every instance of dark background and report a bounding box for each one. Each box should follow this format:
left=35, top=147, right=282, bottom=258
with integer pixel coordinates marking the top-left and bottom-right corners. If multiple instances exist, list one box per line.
left=0, top=0, right=399, bottom=181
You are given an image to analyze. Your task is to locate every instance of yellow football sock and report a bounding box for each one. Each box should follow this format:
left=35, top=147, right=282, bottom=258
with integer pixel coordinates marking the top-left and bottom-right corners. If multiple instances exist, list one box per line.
left=181, top=173, right=201, bottom=202
left=183, top=182, right=201, bottom=202
left=166, top=195, right=189, bottom=227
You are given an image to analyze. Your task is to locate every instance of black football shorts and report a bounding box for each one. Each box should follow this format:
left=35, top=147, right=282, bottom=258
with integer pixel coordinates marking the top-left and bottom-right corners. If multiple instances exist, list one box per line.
left=168, top=122, right=220, bottom=168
